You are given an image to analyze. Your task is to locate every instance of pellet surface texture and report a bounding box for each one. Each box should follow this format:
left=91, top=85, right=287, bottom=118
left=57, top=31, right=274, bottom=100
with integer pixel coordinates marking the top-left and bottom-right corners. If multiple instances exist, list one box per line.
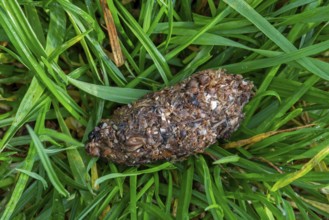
left=86, top=69, right=254, bottom=165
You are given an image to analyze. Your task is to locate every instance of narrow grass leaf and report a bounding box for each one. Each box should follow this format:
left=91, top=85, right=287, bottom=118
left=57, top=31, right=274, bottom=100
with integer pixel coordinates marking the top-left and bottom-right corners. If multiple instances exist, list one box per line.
left=258, top=75, right=319, bottom=131
left=136, top=177, right=154, bottom=201
left=223, top=0, right=329, bottom=80
left=68, top=77, right=149, bottom=104
left=77, top=186, right=109, bottom=220
left=45, top=3, right=66, bottom=55
left=42, top=129, right=84, bottom=147
left=105, top=195, right=130, bottom=220
left=279, top=6, right=329, bottom=25
left=272, top=145, right=329, bottom=191
left=165, top=171, right=173, bottom=214
left=95, top=162, right=175, bottom=185
left=301, top=197, right=329, bottom=214
left=224, top=125, right=316, bottom=149
left=8, top=182, right=39, bottom=219
left=24, top=2, right=46, bottom=46
left=198, top=156, right=223, bottom=220
left=52, top=101, right=91, bottom=202
left=115, top=0, right=172, bottom=84
left=51, top=191, right=65, bottom=220
left=4, top=0, right=46, bottom=58
left=272, top=0, right=316, bottom=16
left=176, top=158, right=194, bottom=220
left=248, top=90, right=281, bottom=106
left=129, top=176, right=137, bottom=220
left=64, top=10, right=103, bottom=83
left=0, top=98, right=49, bottom=220
left=169, top=45, right=213, bottom=85
left=269, top=77, right=329, bottom=105
left=272, top=108, right=303, bottom=130
left=156, top=29, right=329, bottom=65
left=31, top=66, right=87, bottom=124
left=95, top=186, right=120, bottom=217
left=0, top=178, right=14, bottom=188
left=213, top=155, right=240, bottom=165
left=0, top=6, right=35, bottom=66
left=0, top=77, right=44, bottom=152
left=15, top=169, right=48, bottom=189
left=125, top=7, right=232, bottom=88
left=153, top=173, right=165, bottom=209
left=52, top=166, right=87, bottom=190
left=289, top=138, right=329, bottom=161
left=243, top=66, right=280, bottom=125
left=41, top=57, right=67, bottom=85
left=180, top=0, right=192, bottom=20
left=164, top=0, right=173, bottom=50
left=139, top=202, right=174, bottom=220
left=282, top=198, right=296, bottom=219
left=26, top=125, right=69, bottom=197
left=212, top=166, right=236, bottom=219
left=48, top=30, right=91, bottom=61
left=0, top=4, right=87, bottom=126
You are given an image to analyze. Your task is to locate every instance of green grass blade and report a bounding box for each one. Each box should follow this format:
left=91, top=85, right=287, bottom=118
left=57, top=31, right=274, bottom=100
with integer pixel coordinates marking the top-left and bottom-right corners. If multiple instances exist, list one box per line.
left=52, top=101, right=91, bottom=202
left=126, top=7, right=232, bottom=88
left=76, top=186, right=110, bottom=220
left=130, top=176, right=137, bottom=220
left=279, top=5, right=329, bottom=25
left=57, top=0, right=126, bottom=85
left=257, top=75, right=319, bottom=131
left=45, top=2, right=66, bottom=55
left=3, top=0, right=46, bottom=57
left=0, top=4, right=87, bottom=126
left=136, top=177, right=154, bottom=200
left=95, top=162, right=175, bottom=185
left=68, top=77, right=149, bottom=104
left=51, top=191, right=65, bottom=220
left=94, top=186, right=120, bottom=217
left=0, top=98, right=49, bottom=220
left=213, top=155, right=240, bottom=165
left=223, top=0, right=329, bottom=80
left=15, top=169, right=48, bottom=189
left=24, top=1, right=45, bottom=46
left=272, top=145, right=329, bottom=191
left=272, top=0, right=316, bottom=16
left=48, top=30, right=92, bottom=61
left=139, top=202, right=174, bottom=220
left=0, top=77, right=44, bottom=152
left=115, top=0, right=172, bottom=85
left=26, top=125, right=69, bottom=197
left=198, top=156, right=223, bottom=220
left=176, top=158, right=194, bottom=220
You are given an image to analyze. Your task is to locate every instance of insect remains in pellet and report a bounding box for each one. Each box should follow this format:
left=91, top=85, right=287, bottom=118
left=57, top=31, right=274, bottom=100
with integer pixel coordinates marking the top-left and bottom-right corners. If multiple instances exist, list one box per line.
left=85, top=69, right=254, bottom=166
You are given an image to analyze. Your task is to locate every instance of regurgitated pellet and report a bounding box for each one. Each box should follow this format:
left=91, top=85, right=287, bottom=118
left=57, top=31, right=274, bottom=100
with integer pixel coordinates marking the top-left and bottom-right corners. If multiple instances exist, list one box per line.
left=86, top=69, right=254, bottom=165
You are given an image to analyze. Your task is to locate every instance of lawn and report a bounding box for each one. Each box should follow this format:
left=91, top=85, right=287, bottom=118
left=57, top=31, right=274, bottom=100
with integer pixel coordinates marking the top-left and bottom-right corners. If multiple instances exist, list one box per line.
left=0, top=0, right=329, bottom=219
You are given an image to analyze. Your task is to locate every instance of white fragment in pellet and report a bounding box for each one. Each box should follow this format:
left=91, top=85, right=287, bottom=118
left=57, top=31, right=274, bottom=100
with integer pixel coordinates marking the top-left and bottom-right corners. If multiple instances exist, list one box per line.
left=211, top=101, right=218, bottom=110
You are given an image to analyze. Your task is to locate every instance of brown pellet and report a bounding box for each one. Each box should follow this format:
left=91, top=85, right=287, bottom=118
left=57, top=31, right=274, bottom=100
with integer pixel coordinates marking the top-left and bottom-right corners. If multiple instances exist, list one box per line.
left=86, top=69, right=254, bottom=165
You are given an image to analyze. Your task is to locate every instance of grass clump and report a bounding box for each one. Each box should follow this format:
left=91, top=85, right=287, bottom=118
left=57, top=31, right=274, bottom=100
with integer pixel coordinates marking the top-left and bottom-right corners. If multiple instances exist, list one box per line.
left=1, top=0, right=329, bottom=219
